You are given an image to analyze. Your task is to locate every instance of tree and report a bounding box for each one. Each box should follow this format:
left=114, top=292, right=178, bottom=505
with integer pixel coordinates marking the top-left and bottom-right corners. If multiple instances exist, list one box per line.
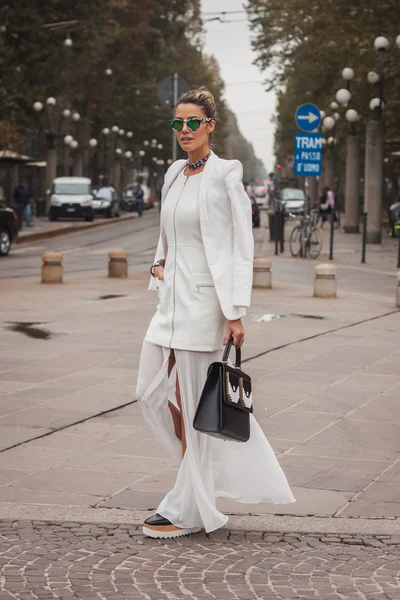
left=247, top=0, right=400, bottom=179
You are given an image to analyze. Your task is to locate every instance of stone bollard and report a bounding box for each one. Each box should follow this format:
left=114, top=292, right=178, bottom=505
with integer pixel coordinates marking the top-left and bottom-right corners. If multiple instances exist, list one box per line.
left=108, top=249, right=128, bottom=279
left=253, top=258, right=272, bottom=289
left=41, top=252, right=63, bottom=284
left=314, top=263, right=337, bottom=298
left=396, top=272, right=400, bottom=308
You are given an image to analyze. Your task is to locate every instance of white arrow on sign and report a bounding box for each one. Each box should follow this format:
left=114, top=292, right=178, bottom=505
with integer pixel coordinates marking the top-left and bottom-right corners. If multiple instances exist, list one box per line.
left=298, top=112, right=319, bottom=124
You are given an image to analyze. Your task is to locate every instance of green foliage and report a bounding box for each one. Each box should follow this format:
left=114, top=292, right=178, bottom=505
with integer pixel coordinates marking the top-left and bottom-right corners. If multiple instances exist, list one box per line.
left=247, top=0, right=400, bottom=169
left=0, top=0, right=264, bottom=175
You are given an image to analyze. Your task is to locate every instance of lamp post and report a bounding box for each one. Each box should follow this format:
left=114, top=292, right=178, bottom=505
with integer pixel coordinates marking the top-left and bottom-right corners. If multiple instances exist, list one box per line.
left=101, top=128, right=110, bottom=186
left=33, top=96, right=71, bottom=213
left=363, top=36, right=389, bottom=244
left=322, top=115, right=336, bottom=191
left=336, top=69, right=361, bottom=233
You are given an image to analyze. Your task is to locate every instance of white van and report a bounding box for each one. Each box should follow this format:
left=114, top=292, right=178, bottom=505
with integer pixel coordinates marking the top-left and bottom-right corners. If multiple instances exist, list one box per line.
left=49, top=177, right=94, bottom=221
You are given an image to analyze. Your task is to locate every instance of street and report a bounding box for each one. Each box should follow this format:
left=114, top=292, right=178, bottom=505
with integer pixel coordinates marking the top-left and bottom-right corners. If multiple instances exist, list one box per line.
left=1, top=218, right=400, bottom=599
left=2, top=211, right=399, bottom=300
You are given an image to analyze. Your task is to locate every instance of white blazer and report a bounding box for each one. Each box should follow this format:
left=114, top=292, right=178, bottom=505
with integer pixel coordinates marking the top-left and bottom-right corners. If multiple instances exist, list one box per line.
left=149, top=152, right=254, bottom=320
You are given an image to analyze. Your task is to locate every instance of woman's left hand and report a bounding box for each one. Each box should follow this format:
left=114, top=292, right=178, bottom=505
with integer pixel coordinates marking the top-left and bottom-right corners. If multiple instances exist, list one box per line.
left=224, top=319, right=245, bottom=348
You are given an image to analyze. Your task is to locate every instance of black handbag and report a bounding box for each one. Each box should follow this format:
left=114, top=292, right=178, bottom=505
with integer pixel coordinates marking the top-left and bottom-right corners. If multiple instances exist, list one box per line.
left=193, top=336, right=253, bottom=442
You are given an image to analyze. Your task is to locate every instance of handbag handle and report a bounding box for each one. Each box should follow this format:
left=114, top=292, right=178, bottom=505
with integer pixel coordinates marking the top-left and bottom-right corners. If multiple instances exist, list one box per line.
left=222, top=335, right=241, bottom=369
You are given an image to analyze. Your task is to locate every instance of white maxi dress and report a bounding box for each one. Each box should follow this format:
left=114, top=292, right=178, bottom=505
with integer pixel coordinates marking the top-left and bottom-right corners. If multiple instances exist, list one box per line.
left=136, top=170, right=295, bottom=533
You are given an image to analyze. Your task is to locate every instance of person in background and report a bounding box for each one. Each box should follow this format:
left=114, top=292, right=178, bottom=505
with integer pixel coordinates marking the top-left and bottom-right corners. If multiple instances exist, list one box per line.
left=389, top=197, right=400, bottom=237
left=317, top=186, right=332, bottom=229
left=13, top=180, right=32, bottom=229
left=135, top=183, right=144, bottom=217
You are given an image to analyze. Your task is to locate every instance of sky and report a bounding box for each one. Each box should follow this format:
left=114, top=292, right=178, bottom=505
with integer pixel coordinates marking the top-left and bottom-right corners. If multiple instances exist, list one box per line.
left=201, top=0, right=276, bottom=171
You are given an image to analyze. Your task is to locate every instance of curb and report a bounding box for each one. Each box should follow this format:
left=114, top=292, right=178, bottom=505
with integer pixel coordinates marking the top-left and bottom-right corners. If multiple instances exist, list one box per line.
left=16, top=213, right=138, bottom=245
left=0, top=503, right=399, bottom=536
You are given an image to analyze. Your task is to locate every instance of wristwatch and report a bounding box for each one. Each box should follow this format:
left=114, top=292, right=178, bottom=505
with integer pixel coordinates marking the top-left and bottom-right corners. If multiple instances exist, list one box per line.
left=150, top=259, right=166, bottom=277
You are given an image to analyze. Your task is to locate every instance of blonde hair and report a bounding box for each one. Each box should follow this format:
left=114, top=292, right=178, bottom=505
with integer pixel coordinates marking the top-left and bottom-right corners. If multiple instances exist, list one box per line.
left=176, top=88, right=217, bottom=121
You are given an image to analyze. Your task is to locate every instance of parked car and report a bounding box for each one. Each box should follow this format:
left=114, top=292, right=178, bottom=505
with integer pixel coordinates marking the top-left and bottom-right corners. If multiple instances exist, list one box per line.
left=92, top=186, right=121, bottom=218
left=280, top=187, right=306, bottom=215
left=49, top=177, right=94, bottom=221
left=121, top=185, right=138, bottom=212
left=251, top=197, right=260, bottom=228
left=0, top=203, right=19, bottom=256
left=122, top=183, right=155, bottom=212
left=253, top=185, right=268, bottom=207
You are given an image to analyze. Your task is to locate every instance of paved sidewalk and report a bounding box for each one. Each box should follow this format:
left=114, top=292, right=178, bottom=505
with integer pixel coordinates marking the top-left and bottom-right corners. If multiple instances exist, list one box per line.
left=0, top=243, right=400, bottom=532
left=1, top=521, right=400, bottom=600
left=17, top=213, right=137, bottom=245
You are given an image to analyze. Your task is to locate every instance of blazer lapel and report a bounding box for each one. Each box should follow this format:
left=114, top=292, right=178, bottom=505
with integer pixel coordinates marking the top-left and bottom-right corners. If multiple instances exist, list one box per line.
left=161, top=160, right=186, bottom=204
left=198, top=152, right=218, bottom=264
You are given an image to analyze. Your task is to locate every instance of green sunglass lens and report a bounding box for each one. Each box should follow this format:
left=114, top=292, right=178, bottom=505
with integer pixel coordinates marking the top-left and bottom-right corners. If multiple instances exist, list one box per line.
left=172, top=120, right=183, bottom=132
left=187, top=119, right=201, bottom=131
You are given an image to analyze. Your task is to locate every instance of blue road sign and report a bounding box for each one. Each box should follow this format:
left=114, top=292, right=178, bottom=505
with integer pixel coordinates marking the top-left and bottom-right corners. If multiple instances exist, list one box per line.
left=294, top=133, right=323, bottom=176
left=295, top=103, right=321, bottom=132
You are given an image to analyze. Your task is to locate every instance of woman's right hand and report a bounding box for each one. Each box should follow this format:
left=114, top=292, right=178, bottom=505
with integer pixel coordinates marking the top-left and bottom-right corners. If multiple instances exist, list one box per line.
left=154, top=266, right=164, bottom=280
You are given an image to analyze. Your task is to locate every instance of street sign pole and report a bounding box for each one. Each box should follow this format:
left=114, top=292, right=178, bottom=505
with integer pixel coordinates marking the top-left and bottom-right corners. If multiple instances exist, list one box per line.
left=172, top=73, right=179, bottom=162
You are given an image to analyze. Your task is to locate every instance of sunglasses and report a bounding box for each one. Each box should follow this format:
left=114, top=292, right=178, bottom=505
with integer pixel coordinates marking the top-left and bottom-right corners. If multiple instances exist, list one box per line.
left=170, top=117, right=213, bottom=132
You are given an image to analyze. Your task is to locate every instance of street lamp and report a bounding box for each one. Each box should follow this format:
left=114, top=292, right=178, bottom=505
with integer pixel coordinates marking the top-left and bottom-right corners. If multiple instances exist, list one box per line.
left=119, top=129, right=125, bottom=136
left=157, top=143, right=163, bottom=150
left=62, top=109, right=71, bottom=119
left=143, top=140, right=149, bottom=147
left=33, top=101, right=43, bottom=113
left=89, top=138, right=98, bottom=148
left=72, top=112, right=81, bottom=122
left=46, top=97, right=56, bottom=107
left=323, top=116, right=336, bottom=130
left=64, top=33, right=73, bottom=48
left=125, top=151, right=133, bottom=159
left=105, top=68, right=113, bottom=77
left=102, top=128, right=111, bottom=186
left=139, top=150, right=145, bottom=157
left=330, top=101, right=339, bottom=110
left=112, top=125, right=119, bottom=133
left=367, top=71, right=380, bottom=84
left=397, top=35, right=400, bottom=49
left=342, top=67, right=354, bottom=82
left=64, top=135, right=73, bottom=145
left=115, top=148, right=123, bottom=155
left=126, top=131, right=133, bottom=139
left=70, top=140, right=79, bottom=150
left=345, top=109, right=358, bottom=123
left=374, top=36, right=390, bottom=51
left=336, top=88, right=351, bottom=105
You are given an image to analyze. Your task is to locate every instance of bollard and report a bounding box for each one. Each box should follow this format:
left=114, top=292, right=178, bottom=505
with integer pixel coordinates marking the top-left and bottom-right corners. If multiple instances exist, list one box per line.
left=314, top=263, right=337, bottom=298
left=41, top=252, right=63, bottom=284
left=253, top=258, right=272, bottom=289
left=396, top=272, right=400, bottom=308
left=108, top=249, right=128, bottom=278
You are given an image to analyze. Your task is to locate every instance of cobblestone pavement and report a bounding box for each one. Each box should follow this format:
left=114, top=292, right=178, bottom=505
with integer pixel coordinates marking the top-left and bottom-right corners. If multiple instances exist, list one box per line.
left=1, top=521, right=400, bottom=600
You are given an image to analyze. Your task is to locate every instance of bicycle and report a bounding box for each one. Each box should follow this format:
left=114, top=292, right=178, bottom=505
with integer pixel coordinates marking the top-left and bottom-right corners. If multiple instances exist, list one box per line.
left=289, top=210, right=323, bottom=259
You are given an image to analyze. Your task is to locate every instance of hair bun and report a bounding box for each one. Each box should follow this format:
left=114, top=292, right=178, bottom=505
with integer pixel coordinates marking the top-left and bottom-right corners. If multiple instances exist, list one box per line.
left=176, top=88, right=217, bottom=121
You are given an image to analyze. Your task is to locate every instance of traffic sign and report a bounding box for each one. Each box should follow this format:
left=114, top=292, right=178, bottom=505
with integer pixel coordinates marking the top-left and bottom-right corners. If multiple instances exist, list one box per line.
left=295, top=104, right=321, bottom=132
left=294, top=133, right=323, bottom=176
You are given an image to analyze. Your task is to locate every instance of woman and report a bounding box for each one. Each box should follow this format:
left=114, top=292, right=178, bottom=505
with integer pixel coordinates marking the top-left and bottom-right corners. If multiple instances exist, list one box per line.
left=136, top=89, right=295, bottom=539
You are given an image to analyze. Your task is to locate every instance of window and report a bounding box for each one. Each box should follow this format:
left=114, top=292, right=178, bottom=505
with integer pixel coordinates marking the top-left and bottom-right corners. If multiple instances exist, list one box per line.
left=53, top=183, right=90, bottom=195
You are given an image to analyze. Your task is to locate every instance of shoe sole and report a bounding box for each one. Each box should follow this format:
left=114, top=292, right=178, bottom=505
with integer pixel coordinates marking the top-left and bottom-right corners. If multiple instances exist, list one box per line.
left=143, top=525, right=201, bottom=539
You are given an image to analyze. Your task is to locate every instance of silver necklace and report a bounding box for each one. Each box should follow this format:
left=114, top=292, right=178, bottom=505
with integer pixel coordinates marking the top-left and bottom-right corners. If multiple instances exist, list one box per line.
left=186, top=151, right=211, bottom=170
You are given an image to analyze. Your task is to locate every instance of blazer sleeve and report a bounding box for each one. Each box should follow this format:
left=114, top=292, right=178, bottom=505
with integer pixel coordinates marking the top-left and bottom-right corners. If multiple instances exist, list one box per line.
left=224, top=160, right=254, bottom=309
left=148, top=225, right=167, bottom=291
